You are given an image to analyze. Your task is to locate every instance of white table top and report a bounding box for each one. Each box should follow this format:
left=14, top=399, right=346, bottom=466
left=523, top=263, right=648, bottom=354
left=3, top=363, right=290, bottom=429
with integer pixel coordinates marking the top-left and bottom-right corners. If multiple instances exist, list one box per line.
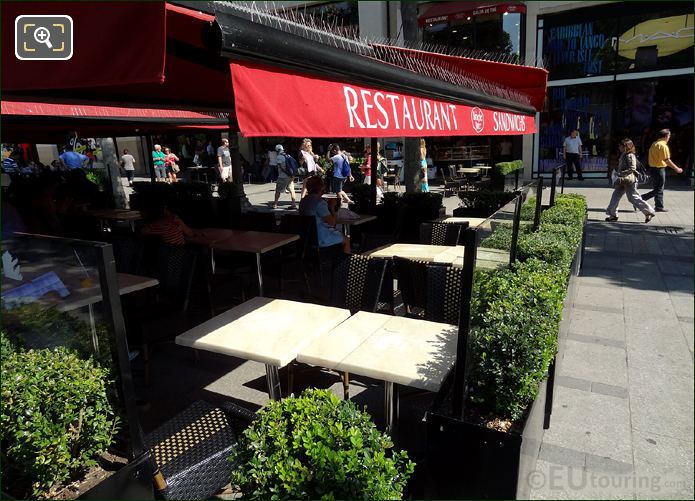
left=189, top=228, right=299, bottom=254
left=365, top=243, right=466, bottom=267
left=335, top=214, right=377, bottom=226
left=458, top=168, right=481, bottom=174
left=175, top=297, right=351, bottom=367
left=298, top=311, right=458, bottom=392
left=439, top=216, right=488, bottom=228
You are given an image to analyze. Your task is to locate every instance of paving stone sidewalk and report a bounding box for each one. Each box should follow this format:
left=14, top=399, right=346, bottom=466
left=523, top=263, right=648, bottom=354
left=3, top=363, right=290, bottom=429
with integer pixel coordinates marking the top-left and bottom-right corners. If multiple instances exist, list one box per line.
left=530, top=179, right=694, bottom=500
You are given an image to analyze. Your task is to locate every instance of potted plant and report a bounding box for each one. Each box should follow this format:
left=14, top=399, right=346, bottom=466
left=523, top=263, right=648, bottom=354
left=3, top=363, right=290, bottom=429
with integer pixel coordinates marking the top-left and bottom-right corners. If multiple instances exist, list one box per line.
left=454, top=190, right=517, bottom=218
left=1, top=333, right=120, bottom=499
left=493, top=159, right=524, bottom=191
left=229, top=388, right=415, bottom=500
left=425, top=195, right=587, bottom=499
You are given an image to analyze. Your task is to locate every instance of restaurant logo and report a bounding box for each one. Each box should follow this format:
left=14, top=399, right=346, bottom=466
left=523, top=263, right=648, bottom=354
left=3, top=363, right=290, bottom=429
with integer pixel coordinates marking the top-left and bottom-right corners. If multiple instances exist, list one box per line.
left=470, top=107, right=485, bottom=133
left=15, top=15, right=73, bottom=60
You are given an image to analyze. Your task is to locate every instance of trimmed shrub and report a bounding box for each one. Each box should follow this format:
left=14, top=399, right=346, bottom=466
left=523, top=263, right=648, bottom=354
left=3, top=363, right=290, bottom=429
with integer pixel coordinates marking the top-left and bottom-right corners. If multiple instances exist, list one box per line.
left=469, top=259, right=567, bottom=421
left=519, top=196, right=536, bottom=221
left=517, top=231, right=574, bottom=269
left=229, top=388, right=415, bottom=500
left=1, top=347, right=119, bottom=497
left=494, top=159, right=523, bottom=176
left=1, top=330, right=16, bottom=358
left=457, top=190, right=516, bottom=217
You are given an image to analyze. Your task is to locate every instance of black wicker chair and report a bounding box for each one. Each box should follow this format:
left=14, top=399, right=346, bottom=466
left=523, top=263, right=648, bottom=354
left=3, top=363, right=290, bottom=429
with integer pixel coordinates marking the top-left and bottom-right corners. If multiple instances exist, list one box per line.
left=419, top=222, right=462, bottom=246
left=144, top=400, right=256, bottom=500
left=110, top=235, right=144, bottom=275
left=393, top=256, right=462, bottom=325
left=134, top=242, right=198, bottom=384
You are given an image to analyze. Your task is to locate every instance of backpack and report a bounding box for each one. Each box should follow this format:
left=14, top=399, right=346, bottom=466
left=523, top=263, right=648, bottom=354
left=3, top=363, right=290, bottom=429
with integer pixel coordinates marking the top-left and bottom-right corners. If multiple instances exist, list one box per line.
left=283, top=154, right=299, bottom=177
left=340, top=154, right=351, bottom=178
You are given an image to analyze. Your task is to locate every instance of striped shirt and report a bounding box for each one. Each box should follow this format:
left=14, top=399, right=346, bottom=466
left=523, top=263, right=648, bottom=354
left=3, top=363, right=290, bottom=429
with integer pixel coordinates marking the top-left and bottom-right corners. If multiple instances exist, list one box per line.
left=142, top=214, right=186, bottom=245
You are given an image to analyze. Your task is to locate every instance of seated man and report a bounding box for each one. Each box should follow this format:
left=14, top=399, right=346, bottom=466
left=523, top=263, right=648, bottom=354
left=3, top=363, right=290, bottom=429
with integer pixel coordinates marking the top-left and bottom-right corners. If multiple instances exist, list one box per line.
left=299, top=176, right=350, bottom=254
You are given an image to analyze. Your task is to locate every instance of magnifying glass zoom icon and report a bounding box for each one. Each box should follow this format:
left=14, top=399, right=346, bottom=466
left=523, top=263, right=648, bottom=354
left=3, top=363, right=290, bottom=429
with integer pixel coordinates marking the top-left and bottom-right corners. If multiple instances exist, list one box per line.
left=33, top=27, right=53, bottom=49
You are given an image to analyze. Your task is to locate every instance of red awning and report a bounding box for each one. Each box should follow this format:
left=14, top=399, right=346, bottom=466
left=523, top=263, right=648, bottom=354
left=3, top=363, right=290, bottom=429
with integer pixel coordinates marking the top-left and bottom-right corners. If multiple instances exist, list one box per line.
left=231, top=60, right=535, bottom=138
left=1, top=1, right=166, bottom=91
left=418, top=2, right=526, bottom=26
left=379, top=46, right=548, bottom=112
left=1, top=100, right=228, bottom=123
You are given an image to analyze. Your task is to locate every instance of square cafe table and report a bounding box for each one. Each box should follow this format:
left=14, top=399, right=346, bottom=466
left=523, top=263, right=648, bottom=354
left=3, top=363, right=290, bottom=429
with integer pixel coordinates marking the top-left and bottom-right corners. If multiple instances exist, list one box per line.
left=188, top=228, right=299, bottom=296
left=175, top=296, right=351, bottom=400
left=365, top=242, right=509, bottom=270
left=335, top=213, right=377, bottom=237
left=298, top=311, right=458, bottom=434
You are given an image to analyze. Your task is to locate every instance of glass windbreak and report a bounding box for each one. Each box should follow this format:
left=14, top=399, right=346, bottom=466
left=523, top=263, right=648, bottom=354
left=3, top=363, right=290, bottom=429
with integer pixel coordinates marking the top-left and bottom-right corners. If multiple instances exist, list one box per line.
left=1, top=233, right=141, bottom=454
left=474, top=194, right=520, bottom=271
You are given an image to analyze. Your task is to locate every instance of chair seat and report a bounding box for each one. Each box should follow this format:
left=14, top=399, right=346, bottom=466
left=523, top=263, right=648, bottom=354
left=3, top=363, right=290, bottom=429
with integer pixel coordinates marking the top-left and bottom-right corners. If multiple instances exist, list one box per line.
left=145, top=400, right=255, bottom=500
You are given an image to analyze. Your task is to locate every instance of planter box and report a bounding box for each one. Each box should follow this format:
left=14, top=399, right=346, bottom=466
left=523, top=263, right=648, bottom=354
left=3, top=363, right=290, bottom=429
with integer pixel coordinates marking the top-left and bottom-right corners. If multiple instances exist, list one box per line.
left=425, top=377, right=547, bottom=499
left=452, top=206, right=496, bottom=219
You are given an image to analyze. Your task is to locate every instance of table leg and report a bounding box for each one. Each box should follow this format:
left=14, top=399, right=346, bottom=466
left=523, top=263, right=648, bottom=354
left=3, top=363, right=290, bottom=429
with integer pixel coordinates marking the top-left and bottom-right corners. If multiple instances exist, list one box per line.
left=341, top=224, right=351, bottom=238
left=384, top=381, right=399, bottom=438
left=265, top=364, right=282, bottom=400
left=256, top=252, right=264, bottom=297
left=210, top=248, right=216, bottom=275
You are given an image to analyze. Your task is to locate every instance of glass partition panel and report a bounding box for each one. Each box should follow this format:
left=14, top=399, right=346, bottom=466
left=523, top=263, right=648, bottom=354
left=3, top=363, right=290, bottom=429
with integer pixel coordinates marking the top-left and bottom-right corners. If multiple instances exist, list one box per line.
left=1, top=233, right=144, bottom=458
left=474, top=194, right=520, bottom=271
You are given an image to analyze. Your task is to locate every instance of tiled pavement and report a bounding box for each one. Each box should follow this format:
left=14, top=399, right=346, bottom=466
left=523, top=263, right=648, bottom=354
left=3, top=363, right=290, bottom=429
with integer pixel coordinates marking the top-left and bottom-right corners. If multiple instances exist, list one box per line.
left=529, top=179, right=694, bottom=500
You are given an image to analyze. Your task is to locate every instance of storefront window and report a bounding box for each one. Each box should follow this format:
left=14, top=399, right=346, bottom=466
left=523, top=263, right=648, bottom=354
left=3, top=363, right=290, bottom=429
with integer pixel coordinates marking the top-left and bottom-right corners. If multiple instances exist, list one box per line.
left=616, top=9, right=693, bottom=73
left=538, top=83, right=613, bottom=173
left=423, top=10, right=524, bottom=58
left=543, top=16, right=618, bottom=80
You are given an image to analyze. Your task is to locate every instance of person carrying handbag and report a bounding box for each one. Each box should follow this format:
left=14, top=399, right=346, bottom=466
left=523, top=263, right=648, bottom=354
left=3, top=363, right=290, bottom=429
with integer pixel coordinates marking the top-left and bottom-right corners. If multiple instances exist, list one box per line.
left=605, top=138, right=655, bottom=223
left=164, top=147, right=180, bottom=183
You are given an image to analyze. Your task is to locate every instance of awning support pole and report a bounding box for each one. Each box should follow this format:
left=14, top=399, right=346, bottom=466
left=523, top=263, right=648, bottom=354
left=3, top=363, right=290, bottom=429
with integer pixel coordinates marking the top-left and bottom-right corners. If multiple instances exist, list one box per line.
left=370, top=137, right=378, bottom=207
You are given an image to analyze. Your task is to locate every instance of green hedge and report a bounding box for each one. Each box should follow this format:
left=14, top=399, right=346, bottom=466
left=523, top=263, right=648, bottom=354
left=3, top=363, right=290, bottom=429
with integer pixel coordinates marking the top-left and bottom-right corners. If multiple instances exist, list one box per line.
left=457, top=190, right=517, bottom=215
left=494, top=159, right=523, bottom=176
left=229, top=388, right=414, bottom=500
left=470, top=194, right=587, bottom=421
left=469, top=259, right=567, bottom=421
left=519, top=196, right=536, bottom=221
left=1, top=347, right=119, bottom=497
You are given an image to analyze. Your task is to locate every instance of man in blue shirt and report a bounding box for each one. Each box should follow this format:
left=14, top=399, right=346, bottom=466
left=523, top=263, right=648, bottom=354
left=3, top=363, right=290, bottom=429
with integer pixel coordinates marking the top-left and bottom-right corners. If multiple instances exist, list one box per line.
left=59, top=147, right=90, bottom=170
left=328, top=143, right=354, bottom=205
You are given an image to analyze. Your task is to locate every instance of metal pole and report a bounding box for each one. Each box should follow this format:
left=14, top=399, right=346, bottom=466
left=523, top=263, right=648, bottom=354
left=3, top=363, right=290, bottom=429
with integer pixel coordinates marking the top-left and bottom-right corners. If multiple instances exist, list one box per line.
left=533, top=176, right=544, bottom=231
left=451, top=228, right=477, bottom=419
left=370, top=137, right=378, bottom=207
left=509, top=193, right=523, bottom=267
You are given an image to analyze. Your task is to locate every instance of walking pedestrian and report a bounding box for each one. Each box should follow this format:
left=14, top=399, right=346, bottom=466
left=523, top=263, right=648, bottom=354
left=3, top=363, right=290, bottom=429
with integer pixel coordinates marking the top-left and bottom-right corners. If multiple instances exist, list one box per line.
left=563, top=130, right=584, bottom=180
left=605, top=139, right=655, bottom=223
left=328, top=144, right=354, bottom=205
left=299, top=138, right=324, bottom=198
left=152, top=144, right=167, bottom=182
left=120, top=149, right=136, bottom=186
left=420, top=139, right=430, bottom=192
left=273, top=145, right=297, bottom=210
left=164, top=147, right=180, bottom=184
left=216, top=138, right=232, bottom=183
left=642, top=129, right=683, bottom=212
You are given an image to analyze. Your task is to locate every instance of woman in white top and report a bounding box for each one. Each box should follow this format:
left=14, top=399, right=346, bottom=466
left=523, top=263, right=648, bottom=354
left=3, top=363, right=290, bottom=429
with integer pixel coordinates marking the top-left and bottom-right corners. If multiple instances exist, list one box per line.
left=299, top=138, right=324, bottom=198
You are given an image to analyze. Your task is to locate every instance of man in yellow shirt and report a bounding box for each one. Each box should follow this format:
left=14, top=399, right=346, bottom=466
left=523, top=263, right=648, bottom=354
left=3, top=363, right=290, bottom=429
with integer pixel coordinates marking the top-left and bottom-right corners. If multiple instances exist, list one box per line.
left=643, top=129, right=683, bottom=212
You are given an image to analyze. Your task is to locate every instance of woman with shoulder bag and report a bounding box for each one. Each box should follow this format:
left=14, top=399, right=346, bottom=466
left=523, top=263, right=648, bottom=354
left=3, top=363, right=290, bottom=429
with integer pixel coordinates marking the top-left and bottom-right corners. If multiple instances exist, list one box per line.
left=164, top=147, right=180, bottom=184
left=605, top=138, right=655, bottom=223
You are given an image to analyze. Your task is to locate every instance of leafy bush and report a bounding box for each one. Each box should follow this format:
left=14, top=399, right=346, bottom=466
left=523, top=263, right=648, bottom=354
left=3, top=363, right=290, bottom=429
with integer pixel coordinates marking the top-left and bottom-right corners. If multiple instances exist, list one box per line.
left=457, top=190, right=516, bottom=217
left=1, top=347, right=119, bottom=497
left=1, top=329, right=16, bottom=358
left=229, top=388, right=415, bottom=500
left=517, top=231, right=574, bottom=269
left=480, top=222, right=532, bottom=251
left=520, top=196, right=536, bottom=221
left=494, top=159, right=523, bottom=176
left=400, top=191, right=443, bottom=219
left=469, top=259, right=567, bottom=421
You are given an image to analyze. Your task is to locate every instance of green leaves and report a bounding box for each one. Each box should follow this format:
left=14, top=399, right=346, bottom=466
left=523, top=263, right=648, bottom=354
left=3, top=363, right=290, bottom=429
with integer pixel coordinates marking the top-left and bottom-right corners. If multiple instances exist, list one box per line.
left=1, top=346, right=119, bottom=497
left=469, top=194, right=587, bottom=422
left=229, top=389, right=415, bottom=500
left=494, top=160, right=524, bottom=176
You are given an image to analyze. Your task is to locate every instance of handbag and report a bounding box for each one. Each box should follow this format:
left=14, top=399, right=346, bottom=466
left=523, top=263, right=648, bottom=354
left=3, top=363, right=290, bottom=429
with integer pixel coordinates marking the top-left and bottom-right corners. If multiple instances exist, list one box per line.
left=616, top=172, right=636, bottom=186
left=171, top=162, right=180, bottom=173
